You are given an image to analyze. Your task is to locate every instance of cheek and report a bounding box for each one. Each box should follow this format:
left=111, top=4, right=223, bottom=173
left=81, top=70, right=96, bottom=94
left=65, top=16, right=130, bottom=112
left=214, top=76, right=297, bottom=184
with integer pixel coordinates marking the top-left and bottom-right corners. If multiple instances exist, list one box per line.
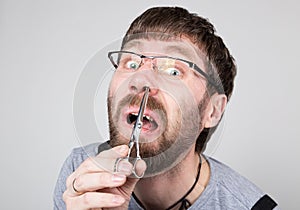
left=164, top=98, right=179, bottom=122
left=158, top=80, right=198, bottom=120
left=109, top=73, right=130, bottom=97
left=185, top=76, right=207, bottom=104
left=108, top=74, right=130, bottom=114
left=162, top=88, right=192, bottom=123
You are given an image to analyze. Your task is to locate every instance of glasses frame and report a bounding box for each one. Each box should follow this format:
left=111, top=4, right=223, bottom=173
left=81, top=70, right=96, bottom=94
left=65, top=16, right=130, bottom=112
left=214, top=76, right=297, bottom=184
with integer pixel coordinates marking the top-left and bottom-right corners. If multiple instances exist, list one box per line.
left=108, top=50, right=220, bottom=92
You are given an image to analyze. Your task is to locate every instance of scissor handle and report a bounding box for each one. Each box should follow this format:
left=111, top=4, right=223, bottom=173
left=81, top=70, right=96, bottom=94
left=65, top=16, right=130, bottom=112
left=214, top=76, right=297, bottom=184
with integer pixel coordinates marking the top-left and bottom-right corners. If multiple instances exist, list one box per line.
left=120, top=156, right=144, bottom=178
left=125, top=87, right=149, bottom=178
left=123, top=141, right=144, bottom=178
left=131, top=157, right=145, bottom=178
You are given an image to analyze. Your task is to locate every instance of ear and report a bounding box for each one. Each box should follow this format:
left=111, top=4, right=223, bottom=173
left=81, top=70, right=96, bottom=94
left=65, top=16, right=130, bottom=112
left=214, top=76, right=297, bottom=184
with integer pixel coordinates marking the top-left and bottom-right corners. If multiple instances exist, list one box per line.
left=204, top=93, right=227, bottom=128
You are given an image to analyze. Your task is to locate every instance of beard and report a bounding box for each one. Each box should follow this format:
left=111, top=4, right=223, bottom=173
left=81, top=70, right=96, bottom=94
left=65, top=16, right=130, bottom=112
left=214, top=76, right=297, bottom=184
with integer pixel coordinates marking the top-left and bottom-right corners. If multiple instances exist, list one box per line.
left=107, top=92, right=208, bottom=177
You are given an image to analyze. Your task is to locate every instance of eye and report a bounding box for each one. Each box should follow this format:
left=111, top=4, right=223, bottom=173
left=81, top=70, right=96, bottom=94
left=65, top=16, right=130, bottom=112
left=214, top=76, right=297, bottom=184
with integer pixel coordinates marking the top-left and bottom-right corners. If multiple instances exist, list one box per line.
left=165, top=68, right=181, bottom=77
left=126, top=60, right=140, bottom=70
left=156, top=58, right=186, bottom=78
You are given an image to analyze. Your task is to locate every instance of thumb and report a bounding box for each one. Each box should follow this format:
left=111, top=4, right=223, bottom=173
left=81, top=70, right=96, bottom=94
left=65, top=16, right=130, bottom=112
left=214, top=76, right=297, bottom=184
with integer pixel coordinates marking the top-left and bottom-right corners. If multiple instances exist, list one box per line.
left=121, top=159, right=147, bottom=196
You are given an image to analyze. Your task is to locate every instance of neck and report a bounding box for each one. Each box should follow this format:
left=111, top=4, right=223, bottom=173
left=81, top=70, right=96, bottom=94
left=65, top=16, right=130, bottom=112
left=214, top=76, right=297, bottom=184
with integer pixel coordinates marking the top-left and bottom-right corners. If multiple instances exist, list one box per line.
left=134, top=149, right=210, bottom=210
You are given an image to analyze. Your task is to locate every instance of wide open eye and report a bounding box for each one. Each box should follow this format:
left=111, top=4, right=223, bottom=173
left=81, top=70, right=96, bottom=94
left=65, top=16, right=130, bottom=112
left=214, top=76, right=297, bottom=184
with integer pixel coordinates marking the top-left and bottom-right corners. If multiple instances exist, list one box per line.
left=164, top=68, right=181, bottom=77
left=156, top=58, right=187, bottom=78
left=126, top=60, right=140, bottom=70
left=116, top=52, right=141, bottom=71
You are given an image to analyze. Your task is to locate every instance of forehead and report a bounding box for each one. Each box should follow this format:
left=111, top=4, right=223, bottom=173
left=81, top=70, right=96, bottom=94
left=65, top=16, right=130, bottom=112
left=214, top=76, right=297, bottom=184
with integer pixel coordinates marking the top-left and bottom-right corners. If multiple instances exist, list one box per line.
left=122, top=38, right=206, bottom=68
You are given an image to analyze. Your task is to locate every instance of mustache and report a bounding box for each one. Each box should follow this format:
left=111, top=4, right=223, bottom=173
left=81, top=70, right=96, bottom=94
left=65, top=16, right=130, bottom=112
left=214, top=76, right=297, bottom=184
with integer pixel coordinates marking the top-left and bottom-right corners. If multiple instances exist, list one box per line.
left=118, top=94, right=166, bottom=113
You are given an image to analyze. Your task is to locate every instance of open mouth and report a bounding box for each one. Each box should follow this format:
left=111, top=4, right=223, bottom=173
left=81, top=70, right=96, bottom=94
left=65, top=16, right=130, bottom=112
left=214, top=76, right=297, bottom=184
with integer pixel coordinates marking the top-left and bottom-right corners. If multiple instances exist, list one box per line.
left=127, top=112, right=158, bottom=131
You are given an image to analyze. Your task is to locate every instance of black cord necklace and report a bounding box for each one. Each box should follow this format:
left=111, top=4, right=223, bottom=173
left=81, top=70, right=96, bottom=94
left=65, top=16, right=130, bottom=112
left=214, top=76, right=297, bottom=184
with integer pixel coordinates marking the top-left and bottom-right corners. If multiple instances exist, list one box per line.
left=133, top=155, right=202, bottom=210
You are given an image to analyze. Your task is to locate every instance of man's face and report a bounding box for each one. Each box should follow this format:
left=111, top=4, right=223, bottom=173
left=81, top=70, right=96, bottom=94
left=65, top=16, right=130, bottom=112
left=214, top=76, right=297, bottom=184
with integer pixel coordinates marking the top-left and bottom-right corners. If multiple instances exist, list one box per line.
left=107, top=37, right=210, bottom=176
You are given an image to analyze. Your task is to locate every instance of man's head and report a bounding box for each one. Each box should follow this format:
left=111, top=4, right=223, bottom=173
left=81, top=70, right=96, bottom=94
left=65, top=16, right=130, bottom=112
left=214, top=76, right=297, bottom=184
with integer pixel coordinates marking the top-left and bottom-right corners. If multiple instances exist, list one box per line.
left=122, top=6, right=237, bottom=152
left=107, top=6, right=236, bottom=175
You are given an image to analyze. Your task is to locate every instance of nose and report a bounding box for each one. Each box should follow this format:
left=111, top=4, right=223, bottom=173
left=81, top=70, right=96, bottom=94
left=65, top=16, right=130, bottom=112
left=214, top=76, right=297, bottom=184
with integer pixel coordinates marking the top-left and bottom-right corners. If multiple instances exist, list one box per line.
left=128, top=70, right=159, bottom=96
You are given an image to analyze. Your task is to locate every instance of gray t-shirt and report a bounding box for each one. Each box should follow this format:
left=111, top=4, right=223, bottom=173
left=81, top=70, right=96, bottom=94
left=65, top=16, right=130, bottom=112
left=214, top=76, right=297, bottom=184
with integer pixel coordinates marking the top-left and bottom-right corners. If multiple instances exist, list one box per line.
left=54, top=143, right=279, bottom=210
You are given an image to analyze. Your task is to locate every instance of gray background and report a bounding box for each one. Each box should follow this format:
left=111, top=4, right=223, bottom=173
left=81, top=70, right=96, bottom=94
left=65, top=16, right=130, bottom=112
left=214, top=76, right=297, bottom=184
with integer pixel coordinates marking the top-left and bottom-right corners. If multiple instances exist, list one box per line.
left=1, top=0, right=299, bottom=209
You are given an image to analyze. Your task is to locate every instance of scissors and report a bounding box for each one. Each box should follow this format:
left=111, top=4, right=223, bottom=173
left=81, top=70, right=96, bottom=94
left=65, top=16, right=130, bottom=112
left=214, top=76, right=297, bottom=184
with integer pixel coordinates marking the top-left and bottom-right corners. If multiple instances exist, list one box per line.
left=125, top=86, right=150, bottom=178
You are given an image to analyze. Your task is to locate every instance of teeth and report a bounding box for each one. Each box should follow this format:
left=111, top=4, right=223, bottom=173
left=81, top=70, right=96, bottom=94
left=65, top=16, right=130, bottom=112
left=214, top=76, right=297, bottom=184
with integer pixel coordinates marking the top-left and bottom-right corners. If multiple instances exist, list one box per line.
left=130, top=113, right=153, bottom=122
left=143, top=115, right=153, bottom=122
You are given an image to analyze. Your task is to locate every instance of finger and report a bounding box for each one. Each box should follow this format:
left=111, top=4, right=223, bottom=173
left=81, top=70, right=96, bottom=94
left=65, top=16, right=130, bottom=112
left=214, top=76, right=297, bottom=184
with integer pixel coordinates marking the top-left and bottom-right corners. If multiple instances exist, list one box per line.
left=67, top=145, right=129, bottom=186
left=83, top=144, right=128, bottom=172
left=71, top=172, right=127, bottom=194
left=97, top=144, right=129, bottom=159
left=66, top=167, right=133, bottom=197
left=65, top=192, right=125, bottom=210
left=118, top=159, right=147, bottom=197
left=115, top=158, right=134, bottom=176
left=92, top=144, right=130, bottom=172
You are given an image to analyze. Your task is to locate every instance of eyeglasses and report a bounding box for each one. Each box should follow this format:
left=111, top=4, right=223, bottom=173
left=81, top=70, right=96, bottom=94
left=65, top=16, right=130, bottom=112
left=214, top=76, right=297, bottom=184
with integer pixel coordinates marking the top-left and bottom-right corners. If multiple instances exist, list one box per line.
left=108, top=50, right=220, bottom=91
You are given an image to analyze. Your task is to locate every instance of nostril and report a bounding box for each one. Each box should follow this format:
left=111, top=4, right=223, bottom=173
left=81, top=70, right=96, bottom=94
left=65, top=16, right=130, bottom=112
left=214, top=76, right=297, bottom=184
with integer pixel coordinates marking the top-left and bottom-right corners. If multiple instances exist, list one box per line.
left=129, top=85, right=156, bottom=95
left=144, top=86, right=159, bottom=96
left=130, top=86, right=138, bottom=92
left=143, top=86, right=150, bottom=92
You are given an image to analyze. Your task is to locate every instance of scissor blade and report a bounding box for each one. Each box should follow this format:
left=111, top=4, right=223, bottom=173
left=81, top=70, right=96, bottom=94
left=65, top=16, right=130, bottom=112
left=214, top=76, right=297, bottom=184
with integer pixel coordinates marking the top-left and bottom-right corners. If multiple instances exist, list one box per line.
left=136, top=87, right=150, bottom=124
left=127, top=87, right=150, bottom=161
left=129, top=87, right=150, bottom=143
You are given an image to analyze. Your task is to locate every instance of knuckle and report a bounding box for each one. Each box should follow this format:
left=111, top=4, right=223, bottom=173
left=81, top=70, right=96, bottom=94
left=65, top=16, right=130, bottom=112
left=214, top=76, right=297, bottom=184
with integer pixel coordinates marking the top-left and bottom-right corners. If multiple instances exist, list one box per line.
left=75, top=174, right=84, bottom=189
left=62, top=191, right=73, bottom=207
left=82, top=158, right=91, bottom=168
left=82, top=193, right=92, bottom=206
left=97, top=148, right=109, bottom=158
left=65, top=199, right=76, bottom=210
left=66, top=171, right=77, bottom=186
left=62, top=191, right=68, bottom=201
left=82, top=157, right=95, bottom=171
left=98, top=173, right=112, bottom=187
left=66, top=175, right=73, bottom=187
left=96, top=173, right=107, bottom=184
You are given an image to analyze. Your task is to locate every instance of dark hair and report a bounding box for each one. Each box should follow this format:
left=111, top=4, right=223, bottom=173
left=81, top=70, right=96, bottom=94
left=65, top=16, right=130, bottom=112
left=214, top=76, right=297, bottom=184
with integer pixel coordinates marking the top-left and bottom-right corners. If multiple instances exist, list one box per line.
left=123, top=6, right=237, bottom=153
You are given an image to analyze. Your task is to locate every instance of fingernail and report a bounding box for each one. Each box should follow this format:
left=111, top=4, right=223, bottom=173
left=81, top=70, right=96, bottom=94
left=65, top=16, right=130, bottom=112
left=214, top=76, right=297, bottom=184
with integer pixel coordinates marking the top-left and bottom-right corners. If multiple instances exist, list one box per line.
left=118, top=161, right=132, bottom=174
left=112, top=174, right=126, bottom=182
left=112, top=195, right=125, bottom=204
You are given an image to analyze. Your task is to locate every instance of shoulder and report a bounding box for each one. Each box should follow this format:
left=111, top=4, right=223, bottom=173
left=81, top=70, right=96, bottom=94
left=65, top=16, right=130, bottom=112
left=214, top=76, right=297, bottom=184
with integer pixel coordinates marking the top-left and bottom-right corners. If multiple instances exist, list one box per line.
left=209, top=157, right=263, bottom=195
left=193, top=157, right=266, bottom=209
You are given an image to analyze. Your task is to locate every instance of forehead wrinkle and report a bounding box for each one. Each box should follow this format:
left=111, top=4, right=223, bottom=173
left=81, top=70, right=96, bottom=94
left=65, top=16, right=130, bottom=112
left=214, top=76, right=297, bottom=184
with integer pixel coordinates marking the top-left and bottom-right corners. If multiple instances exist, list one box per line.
left=122, top=40, right=143, bottom=51
left=163, top=45, right=196, bottom=61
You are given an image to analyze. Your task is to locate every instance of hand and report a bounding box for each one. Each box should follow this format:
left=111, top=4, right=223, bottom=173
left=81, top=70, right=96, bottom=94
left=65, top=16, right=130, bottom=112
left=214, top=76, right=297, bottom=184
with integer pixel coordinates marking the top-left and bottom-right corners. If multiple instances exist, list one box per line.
left=63, top=145, right=147, bottom=210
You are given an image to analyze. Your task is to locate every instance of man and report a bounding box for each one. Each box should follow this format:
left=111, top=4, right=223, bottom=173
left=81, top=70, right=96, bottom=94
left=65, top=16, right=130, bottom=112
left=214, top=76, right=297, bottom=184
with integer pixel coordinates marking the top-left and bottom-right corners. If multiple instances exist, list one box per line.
left=54, top=6, right=279, bottom=210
